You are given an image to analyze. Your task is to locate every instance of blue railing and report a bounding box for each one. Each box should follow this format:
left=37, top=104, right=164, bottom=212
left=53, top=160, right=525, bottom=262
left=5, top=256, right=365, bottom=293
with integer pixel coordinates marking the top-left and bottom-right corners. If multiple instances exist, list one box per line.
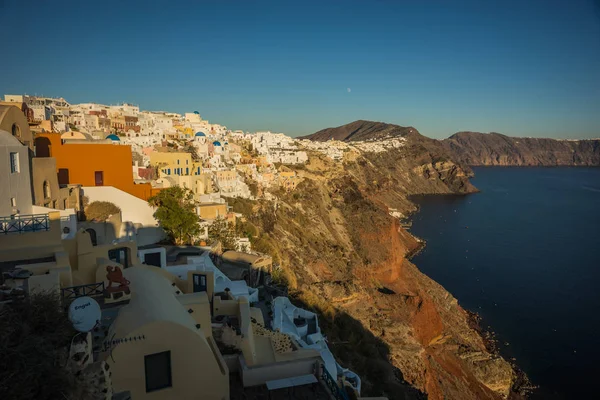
left=320, top=364, right=349, bottom=400
left=0, top=214, right=50, bottom=234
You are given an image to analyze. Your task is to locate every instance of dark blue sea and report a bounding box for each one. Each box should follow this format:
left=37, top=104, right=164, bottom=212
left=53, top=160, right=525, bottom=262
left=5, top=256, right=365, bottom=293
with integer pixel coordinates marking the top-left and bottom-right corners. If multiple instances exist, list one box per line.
left=410, top=167, right=600, bottom=399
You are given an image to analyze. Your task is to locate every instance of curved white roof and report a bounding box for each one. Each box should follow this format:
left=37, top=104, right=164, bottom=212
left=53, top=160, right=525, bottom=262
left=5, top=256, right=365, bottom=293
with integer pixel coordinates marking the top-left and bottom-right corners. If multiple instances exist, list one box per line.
left=109, top=266, right=202, bottom=340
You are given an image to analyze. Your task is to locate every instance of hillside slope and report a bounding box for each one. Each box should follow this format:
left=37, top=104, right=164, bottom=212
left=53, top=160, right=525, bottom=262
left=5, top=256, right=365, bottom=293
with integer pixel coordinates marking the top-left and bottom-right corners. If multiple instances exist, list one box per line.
left=231, top=131, right=524, bottom=399
left=441, top=131, right=600, bottom=166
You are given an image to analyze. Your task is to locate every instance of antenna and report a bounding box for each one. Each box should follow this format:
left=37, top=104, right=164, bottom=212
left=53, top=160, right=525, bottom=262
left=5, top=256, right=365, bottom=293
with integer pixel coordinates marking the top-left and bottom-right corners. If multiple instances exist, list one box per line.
left=68, top=296, right=102, bottom=332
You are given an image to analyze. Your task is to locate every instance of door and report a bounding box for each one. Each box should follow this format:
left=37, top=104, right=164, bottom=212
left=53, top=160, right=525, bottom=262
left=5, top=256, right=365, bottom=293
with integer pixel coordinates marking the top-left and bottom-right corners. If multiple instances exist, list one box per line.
left=193, top=274, right=207, bottom=293
left=94, top=171, right=104, bottom=186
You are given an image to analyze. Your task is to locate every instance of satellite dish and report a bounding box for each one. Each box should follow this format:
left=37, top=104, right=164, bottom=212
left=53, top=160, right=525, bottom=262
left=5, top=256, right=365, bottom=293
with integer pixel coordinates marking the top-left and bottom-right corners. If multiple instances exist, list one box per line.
left=68, top=296, right=101, bottom=332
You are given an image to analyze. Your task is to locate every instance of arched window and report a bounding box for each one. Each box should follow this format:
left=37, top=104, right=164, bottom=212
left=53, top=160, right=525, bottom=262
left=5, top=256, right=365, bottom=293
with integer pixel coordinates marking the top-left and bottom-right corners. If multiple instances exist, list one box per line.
left=43, top=181, right=51, bottom=199
left=86, top=228, right=98, bottom=246
left=12, top=123, right=20, bottom=138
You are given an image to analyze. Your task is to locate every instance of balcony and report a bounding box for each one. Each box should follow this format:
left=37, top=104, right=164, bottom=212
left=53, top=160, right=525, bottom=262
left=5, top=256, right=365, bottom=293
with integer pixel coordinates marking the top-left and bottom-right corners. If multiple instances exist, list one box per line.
left=0, top=214, right=50, bottom=235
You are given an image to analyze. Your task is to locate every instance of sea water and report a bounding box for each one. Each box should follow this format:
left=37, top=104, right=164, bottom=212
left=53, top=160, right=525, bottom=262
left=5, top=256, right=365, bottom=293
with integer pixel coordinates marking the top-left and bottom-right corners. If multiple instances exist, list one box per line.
left=410, top=167, right=600, bottom=399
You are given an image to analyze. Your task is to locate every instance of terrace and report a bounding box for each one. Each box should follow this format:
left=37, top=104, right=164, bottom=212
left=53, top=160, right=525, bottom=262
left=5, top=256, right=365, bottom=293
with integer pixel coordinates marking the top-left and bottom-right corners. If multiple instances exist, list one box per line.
left=0, top=213, right=49, bottom=234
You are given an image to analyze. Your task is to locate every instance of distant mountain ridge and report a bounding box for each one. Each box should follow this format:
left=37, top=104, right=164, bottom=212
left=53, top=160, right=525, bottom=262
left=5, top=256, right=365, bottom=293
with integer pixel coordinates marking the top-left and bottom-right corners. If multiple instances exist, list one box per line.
left=302, top=120, right=600, bottom=166
left=441, top=131, right=600, bottom=166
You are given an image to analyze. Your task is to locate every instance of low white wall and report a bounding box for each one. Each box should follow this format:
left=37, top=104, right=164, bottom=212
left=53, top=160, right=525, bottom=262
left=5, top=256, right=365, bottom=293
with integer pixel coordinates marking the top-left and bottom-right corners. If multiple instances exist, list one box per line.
left=239, top=355, right=320, bottom=387
left=82, top=186, right=157, bottom=226
left=82, top=186, right=165, bottom=245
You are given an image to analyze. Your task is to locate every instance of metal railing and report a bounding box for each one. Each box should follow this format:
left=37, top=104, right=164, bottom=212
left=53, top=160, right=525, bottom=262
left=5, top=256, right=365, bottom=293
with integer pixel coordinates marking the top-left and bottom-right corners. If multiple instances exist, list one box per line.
left=320, top=364, right=349, bottom=400
left=61, top=282, right=105, bottom=301
left=0, top=214, right=50, bottom=234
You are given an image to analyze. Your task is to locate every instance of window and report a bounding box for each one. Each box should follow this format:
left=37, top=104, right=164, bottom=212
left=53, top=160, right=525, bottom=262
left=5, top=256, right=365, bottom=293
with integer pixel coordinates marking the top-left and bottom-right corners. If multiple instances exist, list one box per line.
left=144, top=351, right=172, bottom=393
left=10, top=197, right=16, bottom=207
left=43, top=181, right=51, bottom=199
left=86, top=228, right=98, bottom=246
left=177, top=159, right=180, bottom=165
left=58, top=168, right=70, bottom=185
left=11, top=123, right=20, bottom=138
left=108, top=247, right=130, bottom=268
left=143, top=252, right=162, bottom=267
left=10, top=152, right=19, bottom=173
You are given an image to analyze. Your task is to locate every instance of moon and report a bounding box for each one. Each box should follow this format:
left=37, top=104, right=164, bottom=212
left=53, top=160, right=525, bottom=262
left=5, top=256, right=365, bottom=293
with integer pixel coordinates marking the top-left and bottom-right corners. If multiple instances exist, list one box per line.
left=347, top=88, right=351, bottom=93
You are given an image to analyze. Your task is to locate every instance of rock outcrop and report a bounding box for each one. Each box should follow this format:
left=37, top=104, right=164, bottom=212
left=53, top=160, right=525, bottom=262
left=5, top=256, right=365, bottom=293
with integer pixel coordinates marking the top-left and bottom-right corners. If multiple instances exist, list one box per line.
left=441, top=131, right=600, bottom=166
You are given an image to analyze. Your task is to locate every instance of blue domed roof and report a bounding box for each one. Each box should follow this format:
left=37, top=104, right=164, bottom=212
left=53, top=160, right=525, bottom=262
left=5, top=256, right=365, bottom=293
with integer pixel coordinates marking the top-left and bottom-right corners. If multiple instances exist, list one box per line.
left=195, top=132, right=206, bottom=137
left=106, top=134, right=120, bottom=141
left=213, top=141, right=222, bottom=146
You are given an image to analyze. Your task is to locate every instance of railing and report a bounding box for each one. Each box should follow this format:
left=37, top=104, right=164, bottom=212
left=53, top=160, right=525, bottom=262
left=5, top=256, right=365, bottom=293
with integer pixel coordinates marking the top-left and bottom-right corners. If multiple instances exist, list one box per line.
left=0, top=214, right=50, bottom=234
left=61, top=282, right=105, bottom=301
left=320, top=364, right=349, bottom=400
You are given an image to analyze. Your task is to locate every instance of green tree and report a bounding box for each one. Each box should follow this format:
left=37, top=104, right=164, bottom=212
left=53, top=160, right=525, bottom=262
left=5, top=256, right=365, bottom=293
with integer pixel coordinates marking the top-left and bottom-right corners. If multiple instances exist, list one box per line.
left=208, top=216, right=237, bottom=249
left=85, top=201, right=120, bottom=221
left=148, top=186, right=200, bottom=245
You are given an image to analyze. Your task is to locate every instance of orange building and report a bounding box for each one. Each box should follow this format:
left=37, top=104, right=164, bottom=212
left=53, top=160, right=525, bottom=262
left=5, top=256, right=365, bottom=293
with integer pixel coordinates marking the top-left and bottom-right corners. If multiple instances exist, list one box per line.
left=34, top=133, right=155, bottom=200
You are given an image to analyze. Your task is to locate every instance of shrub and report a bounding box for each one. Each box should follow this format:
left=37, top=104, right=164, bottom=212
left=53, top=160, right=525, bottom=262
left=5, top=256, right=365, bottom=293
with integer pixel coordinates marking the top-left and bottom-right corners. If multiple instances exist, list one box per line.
left=208, top=217, right=237, bottom=249
left=85, top=201, right=120, bottom=221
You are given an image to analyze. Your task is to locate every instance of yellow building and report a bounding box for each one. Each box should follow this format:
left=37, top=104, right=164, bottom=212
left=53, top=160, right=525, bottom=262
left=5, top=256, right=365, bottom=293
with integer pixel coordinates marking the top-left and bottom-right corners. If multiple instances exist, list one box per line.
left=279, top=171, right=302, bottom=191
left=107, top=266, right=229, bottom=400
left=156, top=173, right=213, bottom=196
left=197, top=203, right=228, bottom=220
left=150, top=152, right=203, bottom=178
left=215, top=170, right=236, bottom=182
left=151, top=152, right=213, bottom=197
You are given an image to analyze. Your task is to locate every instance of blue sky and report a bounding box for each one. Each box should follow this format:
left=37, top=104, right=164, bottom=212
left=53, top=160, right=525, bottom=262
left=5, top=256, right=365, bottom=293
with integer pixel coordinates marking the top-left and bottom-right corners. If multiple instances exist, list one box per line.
left=1, top=0, right=599, bottom=138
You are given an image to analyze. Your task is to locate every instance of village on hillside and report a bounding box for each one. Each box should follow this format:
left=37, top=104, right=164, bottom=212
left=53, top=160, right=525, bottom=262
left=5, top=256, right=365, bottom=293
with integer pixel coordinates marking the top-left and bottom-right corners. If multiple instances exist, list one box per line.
left=0, top=95, right=405, bottom=400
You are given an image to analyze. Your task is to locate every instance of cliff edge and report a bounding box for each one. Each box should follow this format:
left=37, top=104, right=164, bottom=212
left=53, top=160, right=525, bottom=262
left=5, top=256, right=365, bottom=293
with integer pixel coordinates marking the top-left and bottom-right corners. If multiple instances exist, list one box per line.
left=231, top=121, right=523, bottom=399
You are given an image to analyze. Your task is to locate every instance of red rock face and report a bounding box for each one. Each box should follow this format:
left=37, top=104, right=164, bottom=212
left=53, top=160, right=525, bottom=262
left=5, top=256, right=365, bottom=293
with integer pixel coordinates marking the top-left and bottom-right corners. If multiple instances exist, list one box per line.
left=355, top=222, right=511, bottom=400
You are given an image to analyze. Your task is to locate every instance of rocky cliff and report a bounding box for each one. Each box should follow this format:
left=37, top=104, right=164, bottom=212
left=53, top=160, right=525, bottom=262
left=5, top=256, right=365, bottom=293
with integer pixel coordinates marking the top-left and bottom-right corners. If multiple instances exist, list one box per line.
left=441, top=131, right=600, bottom=166
left=231, top=122, right=522, bottom=400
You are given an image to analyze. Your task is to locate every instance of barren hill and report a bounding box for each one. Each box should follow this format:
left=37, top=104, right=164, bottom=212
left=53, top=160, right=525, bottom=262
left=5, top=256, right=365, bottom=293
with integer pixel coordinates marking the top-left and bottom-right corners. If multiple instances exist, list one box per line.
left=300, top=120, right=417, bottom=142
